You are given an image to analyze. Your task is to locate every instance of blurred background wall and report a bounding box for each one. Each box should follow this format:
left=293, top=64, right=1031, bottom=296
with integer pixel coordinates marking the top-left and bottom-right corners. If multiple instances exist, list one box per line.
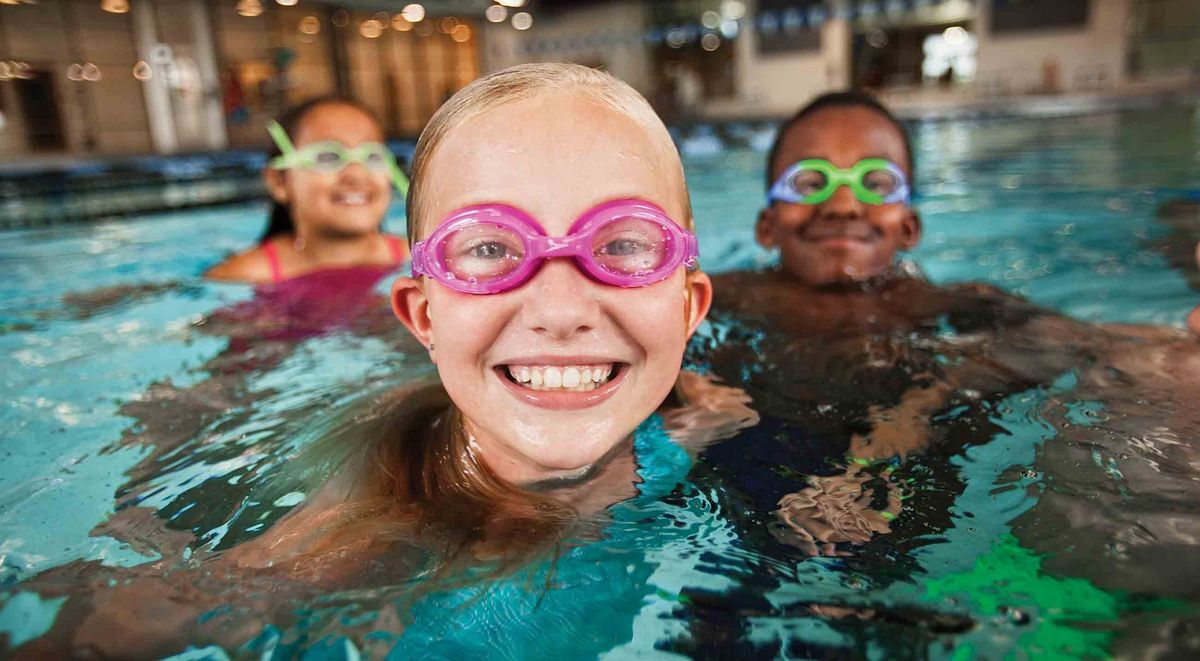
left=0, top=0, right=1197, bottom=160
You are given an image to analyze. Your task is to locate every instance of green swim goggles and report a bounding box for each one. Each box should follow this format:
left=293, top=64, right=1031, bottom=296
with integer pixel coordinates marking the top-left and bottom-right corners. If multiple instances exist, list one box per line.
left=767, top=158, right=910, bottom=206
left=266, top=120, right=410, bottom=196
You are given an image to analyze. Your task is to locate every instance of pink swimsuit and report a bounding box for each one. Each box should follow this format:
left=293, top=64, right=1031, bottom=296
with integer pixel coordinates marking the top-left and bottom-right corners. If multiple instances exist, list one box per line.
left=206, top=237, right=409, bottom=368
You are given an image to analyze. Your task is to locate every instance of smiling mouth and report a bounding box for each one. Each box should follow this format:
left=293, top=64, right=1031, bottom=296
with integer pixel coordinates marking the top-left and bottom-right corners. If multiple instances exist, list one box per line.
left=333, top=191, right=372, bottom=206
left=800, top=222, right=880, bottom=243
left=498, top=363, right=624, bottom=393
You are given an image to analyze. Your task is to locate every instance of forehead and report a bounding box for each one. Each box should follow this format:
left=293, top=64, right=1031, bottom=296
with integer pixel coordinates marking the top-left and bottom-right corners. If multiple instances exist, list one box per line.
left=294, top=103, right=383, bottom=146
left=422, top=93, right=684, bottom=231
left=771, top=106, right=910, bottom=179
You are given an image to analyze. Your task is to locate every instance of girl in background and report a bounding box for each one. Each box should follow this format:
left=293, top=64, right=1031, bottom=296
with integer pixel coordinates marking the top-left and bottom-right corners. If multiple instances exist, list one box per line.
left=203, top=97, right=412, bottom=348
left=206, top=96, right=408, bottom=284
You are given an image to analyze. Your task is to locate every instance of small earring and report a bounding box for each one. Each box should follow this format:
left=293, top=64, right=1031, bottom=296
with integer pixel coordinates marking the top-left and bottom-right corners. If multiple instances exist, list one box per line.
left=427, top=342, right=435, bottom=351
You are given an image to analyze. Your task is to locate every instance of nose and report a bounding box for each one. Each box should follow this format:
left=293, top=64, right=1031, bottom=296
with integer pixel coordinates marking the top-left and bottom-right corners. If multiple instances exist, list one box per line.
left=337, top=161, right=371, bottom=184
left=819, top=182, right=864, bottom=219
left=517, top=259, right=600, bottom=341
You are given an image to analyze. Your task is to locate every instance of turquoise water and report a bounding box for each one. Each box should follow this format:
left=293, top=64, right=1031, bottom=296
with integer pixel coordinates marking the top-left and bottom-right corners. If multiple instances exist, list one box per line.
left=1, top=105, right=1198, bottom=657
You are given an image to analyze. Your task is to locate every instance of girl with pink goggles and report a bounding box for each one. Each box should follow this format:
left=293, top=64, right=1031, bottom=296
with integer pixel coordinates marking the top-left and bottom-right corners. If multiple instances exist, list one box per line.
left=411, top=198, right=700, bottom=294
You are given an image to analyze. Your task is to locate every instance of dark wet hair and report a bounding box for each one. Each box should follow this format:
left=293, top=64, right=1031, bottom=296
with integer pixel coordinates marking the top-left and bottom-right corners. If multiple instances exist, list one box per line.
left=259, top=96, right=385, bottom=244
left=765, top=90, right=915, bottom=195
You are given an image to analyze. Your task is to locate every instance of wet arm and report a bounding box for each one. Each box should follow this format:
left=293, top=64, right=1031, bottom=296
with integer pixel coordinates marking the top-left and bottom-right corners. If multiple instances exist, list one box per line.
left=847, top=378, right=956, bottom=461
left=661, top=371, right=760, bottom=456
left=59, top=280, right=188, bottom=320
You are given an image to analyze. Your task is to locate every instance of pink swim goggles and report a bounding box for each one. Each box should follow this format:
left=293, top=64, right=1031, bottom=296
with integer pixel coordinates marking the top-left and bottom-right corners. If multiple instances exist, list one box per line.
left=411, top=199, right=699, bottom=294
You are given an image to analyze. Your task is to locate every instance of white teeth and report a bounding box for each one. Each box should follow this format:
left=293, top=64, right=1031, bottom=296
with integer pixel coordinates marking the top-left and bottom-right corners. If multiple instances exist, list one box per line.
left=562, top=367, right=581, bottom=388
left=504, top=363, right=617, bottom=392
left=336, top=192, right=368, bottom=205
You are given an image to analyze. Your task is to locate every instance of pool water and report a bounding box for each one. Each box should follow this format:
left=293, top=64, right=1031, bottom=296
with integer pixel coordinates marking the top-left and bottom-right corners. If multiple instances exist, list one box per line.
left=1, top=105, right=1198, bottom=658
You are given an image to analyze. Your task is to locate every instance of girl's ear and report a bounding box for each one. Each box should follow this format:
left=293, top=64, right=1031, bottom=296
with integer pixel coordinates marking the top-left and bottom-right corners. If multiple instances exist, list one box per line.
left=755, top=207, right=777, bottom=249
left=684, top=271, right=713, bottom=339
left=392, top=276, right=435, bottom=360
left=900, top=209, right=923, bottom=251
left=263, top=168, right=289, bottom=205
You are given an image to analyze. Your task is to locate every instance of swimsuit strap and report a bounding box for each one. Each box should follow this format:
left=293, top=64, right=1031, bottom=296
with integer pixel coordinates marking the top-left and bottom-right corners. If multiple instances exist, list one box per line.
left=263, top=240, right=284, bottom=283
left=386, top=234, right=406, bottom=264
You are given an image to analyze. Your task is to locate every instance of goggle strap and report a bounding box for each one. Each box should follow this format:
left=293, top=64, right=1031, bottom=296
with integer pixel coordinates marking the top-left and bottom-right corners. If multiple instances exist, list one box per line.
left=388, top=157, right=411, bottom=196
left=684, top=233, right=699, bottom=267
left=266, top=120, right=297, bottom=160
left=410, top=240, right=428, bottom=276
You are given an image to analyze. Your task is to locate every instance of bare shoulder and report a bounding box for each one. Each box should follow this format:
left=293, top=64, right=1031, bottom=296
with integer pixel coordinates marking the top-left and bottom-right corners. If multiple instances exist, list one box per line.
left=936, top=280, right=1059, bottom=319
left=942, top=280, right=1021, bottom=301
left=1099, top=322, right=1190, bottom=342
left=204, top=246, right=273, bottom=284
left=710, top=269, right=793, bottom=312
left=710, top=269, right=782, bottom=292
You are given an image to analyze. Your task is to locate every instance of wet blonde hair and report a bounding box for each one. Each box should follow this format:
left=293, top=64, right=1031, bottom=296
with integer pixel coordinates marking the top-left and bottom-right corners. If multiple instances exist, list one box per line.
left=406, top=62, right=693, bottom=243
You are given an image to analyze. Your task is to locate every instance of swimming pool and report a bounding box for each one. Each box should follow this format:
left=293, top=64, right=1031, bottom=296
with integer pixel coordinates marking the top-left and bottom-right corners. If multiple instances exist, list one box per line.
left=1, top=104, right=1198, bottom=657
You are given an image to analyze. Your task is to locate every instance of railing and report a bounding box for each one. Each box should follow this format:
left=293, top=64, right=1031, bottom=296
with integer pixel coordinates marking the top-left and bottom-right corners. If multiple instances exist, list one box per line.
left=0, top=152, right=268, bottom=229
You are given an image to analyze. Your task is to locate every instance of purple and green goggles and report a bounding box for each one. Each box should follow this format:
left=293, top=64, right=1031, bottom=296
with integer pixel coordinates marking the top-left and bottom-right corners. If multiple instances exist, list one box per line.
left=411, top=199, right=699, bottom=295
left=768, top=158, right=910, bottom=206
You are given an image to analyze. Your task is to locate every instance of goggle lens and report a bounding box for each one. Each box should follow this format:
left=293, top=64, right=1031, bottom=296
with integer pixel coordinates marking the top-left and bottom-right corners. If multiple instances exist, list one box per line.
left=788, top=169, right=828, bottom=198
left=310, top=147, right=345, bottom=172
left=441, top=223, right=526, bottom=282
left=362, top=149, right=389, bottom=170
left=861, top=167, right=902, bottom=198
left=590, top=217, right=669, bottom=276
